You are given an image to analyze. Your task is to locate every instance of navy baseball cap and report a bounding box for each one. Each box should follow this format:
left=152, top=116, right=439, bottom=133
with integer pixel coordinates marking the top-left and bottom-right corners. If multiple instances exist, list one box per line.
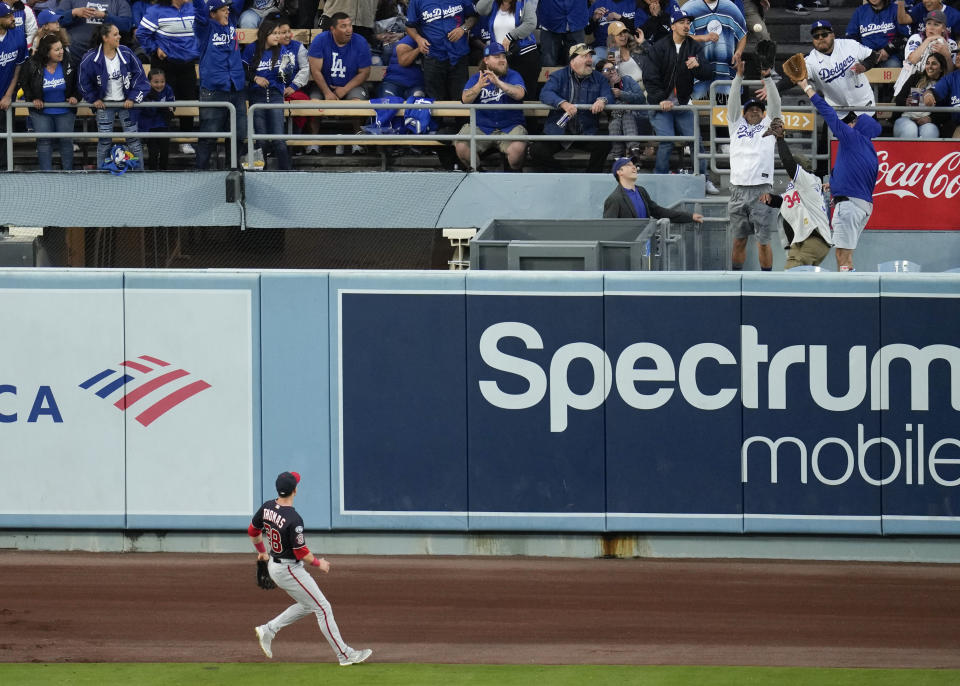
left=671, top=7, right=690, bottom=23
left=36, top=9, right=62, bottom=25
left=743, top=98, right=765, bottom=113
left=810, top=20, right=832, bottom=32
left=483, top=42, right=505, bottom=57
left=611, top=156, right=637, bottom=179
left=276, top=471, right=301, bottom=496
left=207, top=0, right=231, bottom=12
left=0, top=3, right=13, bottom=17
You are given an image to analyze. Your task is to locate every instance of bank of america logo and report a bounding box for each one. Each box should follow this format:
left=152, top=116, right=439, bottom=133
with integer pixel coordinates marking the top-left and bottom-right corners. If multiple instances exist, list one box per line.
left=79, top=354, right=211, bottom=427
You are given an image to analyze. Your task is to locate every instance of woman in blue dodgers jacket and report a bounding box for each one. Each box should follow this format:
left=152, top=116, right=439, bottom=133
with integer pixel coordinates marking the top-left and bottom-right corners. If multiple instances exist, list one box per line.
left=475, top=0, right=540, bottom=100
left=192, top=0, right=245, bottom=169
left=78, top=22, right=149, bottom=169
left=242, top=17, right=293, bottom=170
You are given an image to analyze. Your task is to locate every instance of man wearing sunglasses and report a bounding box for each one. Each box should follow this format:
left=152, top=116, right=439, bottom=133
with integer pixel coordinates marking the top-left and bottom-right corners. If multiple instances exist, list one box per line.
left=766, top=20, right=881, bottom=119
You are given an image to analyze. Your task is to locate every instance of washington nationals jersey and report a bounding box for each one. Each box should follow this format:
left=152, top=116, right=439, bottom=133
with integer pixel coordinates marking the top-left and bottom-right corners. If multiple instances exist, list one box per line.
left=727, top=114, right=774, bottom=186
left=251, top=499, right=307, bottom=561
left=805, top=38, right=875, bottom=116
left=781, top=166, right=831, bottom=245
left=308, top=31, right=372, bottom=87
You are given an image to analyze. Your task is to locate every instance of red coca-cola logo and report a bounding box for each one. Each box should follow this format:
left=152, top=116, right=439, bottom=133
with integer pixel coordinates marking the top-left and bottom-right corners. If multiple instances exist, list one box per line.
left=874, top=150, right=960, bottom=200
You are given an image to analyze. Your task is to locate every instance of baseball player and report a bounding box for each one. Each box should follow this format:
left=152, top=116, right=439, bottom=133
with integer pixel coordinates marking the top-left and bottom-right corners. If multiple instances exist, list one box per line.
left=759, top=119, right=833, bottom=269
left=797, top=75, right=880, bottom=272
left=248, top=471, right=373, bottom=666
left=726, top=58, right=780, bottom=271
left=772, top=20, right=881, bottom=117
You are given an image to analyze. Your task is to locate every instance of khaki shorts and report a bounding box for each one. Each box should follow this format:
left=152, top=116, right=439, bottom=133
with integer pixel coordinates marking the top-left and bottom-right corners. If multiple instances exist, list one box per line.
left=458, top=123, right=528, bottom=154
left=785, top=232, right=831, bottom=269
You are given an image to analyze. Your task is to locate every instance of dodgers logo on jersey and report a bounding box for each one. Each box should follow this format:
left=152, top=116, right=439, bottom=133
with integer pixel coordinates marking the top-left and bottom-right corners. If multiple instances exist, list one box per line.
left=0, top=49, right=19, bottom=68
left=479, top=86, right=503, bottom=103
left=818, top=55, right=856, bottom=84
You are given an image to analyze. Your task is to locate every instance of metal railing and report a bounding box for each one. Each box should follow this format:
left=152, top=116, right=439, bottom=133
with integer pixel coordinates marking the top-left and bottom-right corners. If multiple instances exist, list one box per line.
left=2, top=100, right=238, bottom=170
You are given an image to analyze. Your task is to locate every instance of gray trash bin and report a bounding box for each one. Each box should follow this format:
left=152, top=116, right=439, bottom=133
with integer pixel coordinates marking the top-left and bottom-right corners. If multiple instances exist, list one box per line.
left=469, top=218, right=665, bottom=271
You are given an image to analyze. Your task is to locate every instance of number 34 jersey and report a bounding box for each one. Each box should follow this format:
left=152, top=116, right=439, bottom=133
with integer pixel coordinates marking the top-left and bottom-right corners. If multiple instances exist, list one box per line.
left=781, top=166, right=833, bottom=246
left=251, top=499, right=307, bottom=561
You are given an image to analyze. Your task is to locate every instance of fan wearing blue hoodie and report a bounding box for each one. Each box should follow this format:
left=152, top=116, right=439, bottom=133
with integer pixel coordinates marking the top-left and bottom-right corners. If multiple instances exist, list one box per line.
left=797, top=76, right=880, bottom=272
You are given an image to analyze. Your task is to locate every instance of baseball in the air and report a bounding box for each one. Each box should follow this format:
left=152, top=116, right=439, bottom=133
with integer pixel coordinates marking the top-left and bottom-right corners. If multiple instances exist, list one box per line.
left=753, top=23, right=763, bottom=32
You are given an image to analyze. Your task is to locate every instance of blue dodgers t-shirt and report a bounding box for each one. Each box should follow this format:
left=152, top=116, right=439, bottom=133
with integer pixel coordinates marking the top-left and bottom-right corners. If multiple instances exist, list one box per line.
left=406, top=0, right=475, bottom=63
left=307, top=31, right=372, bottom=88
left=624, top=187, right=648, bottom=218
left=462, top=68, right=525, bottom=133
left=0, top=27, right=27, bottom=94
left=383, top=35, right=424, bottom=89
left=932, top=70, right=960, bottom=123
left=41, top=63, right=69, bottom=114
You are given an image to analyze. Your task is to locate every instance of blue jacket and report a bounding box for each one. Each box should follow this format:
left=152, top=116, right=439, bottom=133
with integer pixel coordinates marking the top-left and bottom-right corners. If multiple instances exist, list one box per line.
left=540, top=65, right=614, bottom=134
left=139, top=83, right=175, bottom=129
left=812, top=94, right=880, bottom=205
left=137, top=2, right=200, bottom=62
left=193, top=0, right=245, bottom=91
left=77, top=44, right=150, bottom=112
left=845, top=2, right=907, bottom=52
left=242, top=42, right=297, bottom=95
left=536, top=0, right=588, bottom=33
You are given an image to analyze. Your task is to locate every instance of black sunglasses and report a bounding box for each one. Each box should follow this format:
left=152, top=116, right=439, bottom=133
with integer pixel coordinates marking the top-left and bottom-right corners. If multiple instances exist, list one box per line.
left=811, top=30, right=832, bottom=38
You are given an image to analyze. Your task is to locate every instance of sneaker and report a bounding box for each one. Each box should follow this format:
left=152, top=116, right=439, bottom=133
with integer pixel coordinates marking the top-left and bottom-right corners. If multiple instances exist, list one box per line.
left=339, top=647, right=373, bottom=666
left=351, top=144, right=365, bottom=155
left=809, top=0, right=828, bottom=10
left=335, top=144, right=345, bottom=155
left=255, top=625, right=274, bottom=659
left=705, top=179, right=721, bottom=195
left=786, top=3, right=808, bottom=14
left=306, top=145, right=320, bottom=155
left=179, top=143, right=195, bottom=155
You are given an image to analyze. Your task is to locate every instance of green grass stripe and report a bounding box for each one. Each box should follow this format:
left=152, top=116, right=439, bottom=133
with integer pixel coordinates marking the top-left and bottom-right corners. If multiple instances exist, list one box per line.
left=1, top=664, right=958, bottom=686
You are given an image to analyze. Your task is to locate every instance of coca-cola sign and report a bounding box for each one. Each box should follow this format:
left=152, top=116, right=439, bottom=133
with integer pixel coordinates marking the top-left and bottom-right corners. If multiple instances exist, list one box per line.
left=829, top=140, right=960, bottom=230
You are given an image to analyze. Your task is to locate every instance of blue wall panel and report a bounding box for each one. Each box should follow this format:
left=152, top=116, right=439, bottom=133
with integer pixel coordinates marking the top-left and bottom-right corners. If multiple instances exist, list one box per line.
left=261, top=272, right=331, bottom=530
left=741, top=274, right=882, bottom=534
left=465, top=272, right=606, bottom=531
left=603, top=274, right=743, bottom=532
left=879, top=276, right=960, bottom=534
left=330, top=272, right=468, bottom=530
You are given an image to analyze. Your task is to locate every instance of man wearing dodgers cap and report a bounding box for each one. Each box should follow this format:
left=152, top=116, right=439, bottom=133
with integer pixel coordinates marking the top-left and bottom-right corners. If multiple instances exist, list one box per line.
left=456, top=41, right=527, bottom=171
left=0, top=3, right=26, bottom=169
left=604, top=156, right=704, bottom=223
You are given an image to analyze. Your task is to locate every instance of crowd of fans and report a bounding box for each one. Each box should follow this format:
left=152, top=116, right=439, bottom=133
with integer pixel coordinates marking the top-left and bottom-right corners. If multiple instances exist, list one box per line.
left=0, top=0, right=955, bottom=173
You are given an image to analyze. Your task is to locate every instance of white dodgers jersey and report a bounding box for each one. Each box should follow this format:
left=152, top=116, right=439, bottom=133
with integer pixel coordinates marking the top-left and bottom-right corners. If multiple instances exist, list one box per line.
left=728, top=114, right=775, bottom=186
left=806, top=39, right=875, bottom=115
left=781, top=166, right=832, bottom=245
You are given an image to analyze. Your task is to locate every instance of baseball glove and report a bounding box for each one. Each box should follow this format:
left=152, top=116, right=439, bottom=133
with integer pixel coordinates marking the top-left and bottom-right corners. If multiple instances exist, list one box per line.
left=256, top=559, right=276, bottom=590
left=757, top=39, right=777, bottom=72
left=782, top=53, right=808, bottom=83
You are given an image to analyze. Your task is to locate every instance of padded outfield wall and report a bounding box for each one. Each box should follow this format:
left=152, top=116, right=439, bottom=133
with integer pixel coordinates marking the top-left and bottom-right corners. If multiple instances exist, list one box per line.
left=1, top=268, right=959, bottom=536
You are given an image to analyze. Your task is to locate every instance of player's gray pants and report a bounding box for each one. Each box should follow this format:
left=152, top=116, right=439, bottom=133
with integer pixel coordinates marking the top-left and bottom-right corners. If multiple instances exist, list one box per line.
left=264, top=559, right=352, bottom=662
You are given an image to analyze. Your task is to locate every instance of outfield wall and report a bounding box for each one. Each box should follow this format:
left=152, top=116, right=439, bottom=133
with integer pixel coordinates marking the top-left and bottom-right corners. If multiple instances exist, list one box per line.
left=1, top=268, right=959, bottom=537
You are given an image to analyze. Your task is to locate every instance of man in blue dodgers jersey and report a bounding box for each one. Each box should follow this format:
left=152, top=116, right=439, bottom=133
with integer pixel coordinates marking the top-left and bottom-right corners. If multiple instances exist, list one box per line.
left=405, top=0, right=476, bottom=100
left=536, top=0, right=588, bottom=66
left=726, top=57, right=779, bottom=271
left=683, top=0, right=746, bottom=101
left=455, top=41, right=526, bottom=170
left=192, top=0, right=245, bottom=169
left=846, top=0, right=909, bottom=68
left=56, top=0, right=132, bottom=69
left=896, top=0, right=960, bottom=38
left=0, top=3, right=24, bottom=170
left=759, top=117, right=833, bottom=269
left=249, top=471, right=373, bottom=666
left=797, top=74, right=880, bottom=272
left=136, top=0, right=199, bottom=155
left=923, top=66, right=960, bottom=137
left=772, top=20, right=882, bottom=118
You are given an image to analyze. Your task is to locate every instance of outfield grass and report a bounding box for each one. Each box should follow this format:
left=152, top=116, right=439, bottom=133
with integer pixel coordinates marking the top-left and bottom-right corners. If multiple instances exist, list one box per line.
left=1, top=664, right=958, bottom=685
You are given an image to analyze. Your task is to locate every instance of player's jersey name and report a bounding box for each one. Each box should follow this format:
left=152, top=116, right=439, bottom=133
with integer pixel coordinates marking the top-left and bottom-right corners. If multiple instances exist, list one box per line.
left=262, top=507, right=287, bottom=529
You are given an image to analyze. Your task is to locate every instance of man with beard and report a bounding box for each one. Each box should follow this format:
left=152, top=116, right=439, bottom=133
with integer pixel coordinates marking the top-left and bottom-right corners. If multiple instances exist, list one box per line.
left=532, top=42, right=614, bottom=172
left=456, top=42, right=527, bottom=171
left=0, top=3, right=26, bottom=170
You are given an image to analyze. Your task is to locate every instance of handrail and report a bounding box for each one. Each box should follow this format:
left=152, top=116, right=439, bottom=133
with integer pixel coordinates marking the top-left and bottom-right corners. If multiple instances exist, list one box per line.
left=2, top=100, right=237, bottom=170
